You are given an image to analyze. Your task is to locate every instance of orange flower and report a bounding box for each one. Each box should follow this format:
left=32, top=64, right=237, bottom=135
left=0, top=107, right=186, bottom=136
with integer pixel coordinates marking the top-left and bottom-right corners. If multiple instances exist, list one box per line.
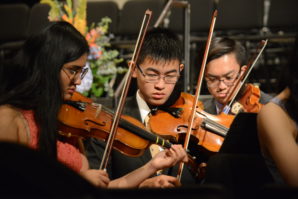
left=85, top=28, right=100, bottom=44
left=61, top=14, right=73, bottom=24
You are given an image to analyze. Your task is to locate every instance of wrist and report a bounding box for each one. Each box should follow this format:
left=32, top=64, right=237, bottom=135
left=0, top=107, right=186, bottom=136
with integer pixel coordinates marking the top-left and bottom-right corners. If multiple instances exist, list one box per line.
left=145, top=160, right=159, bottom=174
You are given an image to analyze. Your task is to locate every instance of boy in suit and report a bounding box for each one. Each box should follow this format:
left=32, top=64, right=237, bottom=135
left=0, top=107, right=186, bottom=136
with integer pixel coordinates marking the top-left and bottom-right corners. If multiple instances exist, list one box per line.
left=202, top=37, right=272, bottom=115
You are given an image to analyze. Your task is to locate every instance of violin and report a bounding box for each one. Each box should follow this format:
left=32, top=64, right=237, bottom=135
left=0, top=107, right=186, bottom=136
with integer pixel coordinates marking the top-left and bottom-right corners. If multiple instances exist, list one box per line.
left=148, top=92, right=234, bottom=163
left=58, top=92, right=172, bottom=157
left=71, top=91, right=93, bottom=103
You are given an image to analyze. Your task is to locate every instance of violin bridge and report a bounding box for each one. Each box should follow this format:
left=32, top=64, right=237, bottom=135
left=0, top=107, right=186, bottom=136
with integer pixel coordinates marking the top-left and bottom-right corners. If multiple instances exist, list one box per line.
left=93, top=103, right=102, bottom=118
left=231, top=102, right=243, bottom=115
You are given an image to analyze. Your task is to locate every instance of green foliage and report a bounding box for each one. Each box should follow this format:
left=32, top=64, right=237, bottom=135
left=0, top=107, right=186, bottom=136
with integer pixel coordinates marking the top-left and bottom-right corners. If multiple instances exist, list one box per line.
left=86, top=17, right=126, bottom=97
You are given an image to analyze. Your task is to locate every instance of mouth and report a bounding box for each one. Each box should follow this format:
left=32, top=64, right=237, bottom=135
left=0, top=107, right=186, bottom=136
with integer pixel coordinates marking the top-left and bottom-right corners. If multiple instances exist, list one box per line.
left=217, top=93, right=227, bottom=98
left=152, top=93, right=165, bottom=100
left=67, top=87, right=76, bottom=94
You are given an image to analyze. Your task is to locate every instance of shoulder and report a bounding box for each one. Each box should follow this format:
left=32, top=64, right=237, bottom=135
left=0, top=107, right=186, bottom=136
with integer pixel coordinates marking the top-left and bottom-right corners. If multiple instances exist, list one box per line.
left=124, top=95, right=142, bottom=120
left=258, top=102, right=288, bottom=126
left=125, top=96, right=138, bottom=108
left=0, top=105, right=30, bottom=143
left=258, top=102, right=296, bottom=139
left=0, top=105, right=21, bottom=125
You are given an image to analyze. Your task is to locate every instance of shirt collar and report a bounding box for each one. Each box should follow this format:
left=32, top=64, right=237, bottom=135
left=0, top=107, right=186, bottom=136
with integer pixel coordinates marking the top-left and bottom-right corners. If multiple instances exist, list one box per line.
left=215, top=100, right=224, bottom=114
left=136, top=90, right=151, bottom=123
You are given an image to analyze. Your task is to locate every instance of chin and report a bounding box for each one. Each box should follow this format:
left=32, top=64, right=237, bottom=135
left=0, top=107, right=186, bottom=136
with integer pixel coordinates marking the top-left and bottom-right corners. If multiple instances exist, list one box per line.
left=148, top=99, right=167, bottom=107
left=63, top=93, right=73, bottom=101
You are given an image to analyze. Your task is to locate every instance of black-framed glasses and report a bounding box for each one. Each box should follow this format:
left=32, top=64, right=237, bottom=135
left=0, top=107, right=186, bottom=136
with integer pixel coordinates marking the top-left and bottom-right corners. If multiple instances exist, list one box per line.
left=205, top=71, right=240, bottom=88
left=62, top=67, right=88, bottom=80
left=136, top=64, right=180, bottom=84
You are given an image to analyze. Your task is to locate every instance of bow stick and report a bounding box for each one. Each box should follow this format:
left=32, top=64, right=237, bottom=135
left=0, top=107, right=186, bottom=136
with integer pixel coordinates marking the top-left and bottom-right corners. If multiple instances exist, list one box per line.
left=99, top=10, right=152, bottom=170
left=176, top=10, right=218, bottom=181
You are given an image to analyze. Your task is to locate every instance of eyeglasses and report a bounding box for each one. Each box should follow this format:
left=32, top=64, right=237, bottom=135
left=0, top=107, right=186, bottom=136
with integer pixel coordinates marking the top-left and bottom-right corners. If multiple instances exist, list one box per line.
left=136, top=64, right=180, bottom=84
left=205, top=71, right=240, bottom=88
left=62, top=67, right=88, bottom=80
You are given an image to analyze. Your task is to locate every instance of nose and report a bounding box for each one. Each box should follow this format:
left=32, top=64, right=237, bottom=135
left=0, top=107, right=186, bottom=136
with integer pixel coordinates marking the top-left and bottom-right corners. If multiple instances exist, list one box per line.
left=154, top=78, right=166, bottom=90
left=218, top=80, right=227, bottom=90
left=74, top=76, right=82, bottom=85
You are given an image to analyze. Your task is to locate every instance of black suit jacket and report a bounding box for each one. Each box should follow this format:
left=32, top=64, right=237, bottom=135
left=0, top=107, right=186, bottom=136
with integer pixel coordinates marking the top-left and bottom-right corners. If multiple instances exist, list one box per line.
left=84, top=95, right=197, bottom=184
left=201, top=98, right=217, bottom=115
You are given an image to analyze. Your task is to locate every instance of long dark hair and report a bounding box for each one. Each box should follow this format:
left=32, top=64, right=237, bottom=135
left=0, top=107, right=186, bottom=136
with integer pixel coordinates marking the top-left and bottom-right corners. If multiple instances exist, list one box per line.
left=0, top=21, right=89, bottom=158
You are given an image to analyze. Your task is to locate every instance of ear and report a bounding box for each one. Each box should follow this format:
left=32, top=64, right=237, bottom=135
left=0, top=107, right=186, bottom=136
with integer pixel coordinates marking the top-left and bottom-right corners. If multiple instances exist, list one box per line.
left=132, top=67, right=138, bottom=78
left=240, top=65, right=247, bottom=75
left=131, top=61, right=138, bottom=78
left=179, top=64, right=184, bottom=72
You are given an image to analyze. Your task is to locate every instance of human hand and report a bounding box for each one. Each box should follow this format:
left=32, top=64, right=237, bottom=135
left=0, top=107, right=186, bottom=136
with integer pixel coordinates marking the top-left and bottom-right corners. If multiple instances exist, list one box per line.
left=138, top=175, right=181, bottom=188
left=149, top=144, right=188, bottom=171
left=80, top=169, right=110, bottom=188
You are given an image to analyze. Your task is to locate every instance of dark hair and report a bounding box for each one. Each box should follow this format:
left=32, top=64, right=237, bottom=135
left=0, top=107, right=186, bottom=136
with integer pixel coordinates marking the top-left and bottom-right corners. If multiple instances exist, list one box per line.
left=0, top=21, right=89, bottom=158
left=137, top=28, right=183, bottom=65
left=284, top=35, right=298, bottom=123
left=207, top=37, right=247, bottom=67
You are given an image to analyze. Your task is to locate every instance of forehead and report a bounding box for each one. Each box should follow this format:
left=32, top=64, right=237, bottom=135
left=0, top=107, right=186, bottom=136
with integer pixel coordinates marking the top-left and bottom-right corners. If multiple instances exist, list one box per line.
left=206, top=53, right=240, bottom=75
left=140, top=57, right=180, bottom=71
left=63, top=53, right=88, bottom=68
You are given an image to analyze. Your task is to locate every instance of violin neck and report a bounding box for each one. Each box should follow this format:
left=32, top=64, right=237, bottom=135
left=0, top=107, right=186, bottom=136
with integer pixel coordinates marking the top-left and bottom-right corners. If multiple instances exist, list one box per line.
left=119, top=118, right=172, bottom=148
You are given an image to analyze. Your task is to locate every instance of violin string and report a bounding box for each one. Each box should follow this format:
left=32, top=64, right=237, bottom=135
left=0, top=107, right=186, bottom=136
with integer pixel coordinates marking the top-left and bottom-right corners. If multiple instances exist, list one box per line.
left=197, top=111, right=229, bottom=137
left=202, top=117, right=228, bottom=137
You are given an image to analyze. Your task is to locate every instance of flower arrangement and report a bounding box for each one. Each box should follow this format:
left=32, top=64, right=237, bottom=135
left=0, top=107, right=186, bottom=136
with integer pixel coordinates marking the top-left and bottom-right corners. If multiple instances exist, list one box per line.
left=41, top=0, right=126, bottom=97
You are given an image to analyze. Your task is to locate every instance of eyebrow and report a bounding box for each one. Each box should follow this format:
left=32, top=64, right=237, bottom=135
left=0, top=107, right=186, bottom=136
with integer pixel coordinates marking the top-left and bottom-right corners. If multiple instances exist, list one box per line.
left=206, top=70, right=235, bottom=78
left=67, top=65, right=85, bottom=70
left=145, top=67, right=179, bottom=75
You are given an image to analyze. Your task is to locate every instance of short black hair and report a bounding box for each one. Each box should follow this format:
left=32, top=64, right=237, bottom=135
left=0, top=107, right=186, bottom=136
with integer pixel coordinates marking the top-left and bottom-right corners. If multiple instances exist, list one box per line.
left=137, top=28, right=183, bottom=65
left=207, top=37, right=247, bottom=67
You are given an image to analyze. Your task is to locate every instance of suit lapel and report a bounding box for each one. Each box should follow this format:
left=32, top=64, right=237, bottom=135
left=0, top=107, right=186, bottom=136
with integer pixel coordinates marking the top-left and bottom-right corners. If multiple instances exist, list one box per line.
left=123, top=95, right=152, bottom=163
left=202, top=98, right=218, bottom=115
left=123, top=95, right=142, bottom=122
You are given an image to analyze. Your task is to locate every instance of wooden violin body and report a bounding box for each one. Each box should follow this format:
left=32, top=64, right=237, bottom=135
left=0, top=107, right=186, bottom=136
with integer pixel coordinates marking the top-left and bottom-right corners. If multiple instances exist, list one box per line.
left=58, top=92, right=171, bottom=157
left=148, top=92, right=234, bottom=162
